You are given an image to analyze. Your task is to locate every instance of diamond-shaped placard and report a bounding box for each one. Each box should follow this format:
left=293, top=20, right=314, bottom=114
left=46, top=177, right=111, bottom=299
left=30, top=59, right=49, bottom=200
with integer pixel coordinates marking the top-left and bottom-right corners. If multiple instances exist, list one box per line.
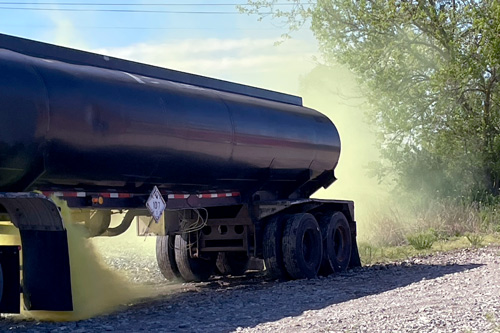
left=146, top=186, right=166, bottom=223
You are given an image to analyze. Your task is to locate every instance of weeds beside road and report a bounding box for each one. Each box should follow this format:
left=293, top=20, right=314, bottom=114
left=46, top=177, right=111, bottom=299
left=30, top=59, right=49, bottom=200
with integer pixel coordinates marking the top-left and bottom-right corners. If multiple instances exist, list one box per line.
left=359, top=198, right=500, bottom=265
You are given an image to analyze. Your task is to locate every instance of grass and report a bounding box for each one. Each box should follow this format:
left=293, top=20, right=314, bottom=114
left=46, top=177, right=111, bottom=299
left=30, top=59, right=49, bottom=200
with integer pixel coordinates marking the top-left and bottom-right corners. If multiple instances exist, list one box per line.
left=362, top=200, right=500, bottom=244
left=406, top=231, right=436, bottom=250
left=358, top=233, right=500, bottom=266
left=356, top=199, right=500, bottom=265
left=465, top=233, right=484, bottom=247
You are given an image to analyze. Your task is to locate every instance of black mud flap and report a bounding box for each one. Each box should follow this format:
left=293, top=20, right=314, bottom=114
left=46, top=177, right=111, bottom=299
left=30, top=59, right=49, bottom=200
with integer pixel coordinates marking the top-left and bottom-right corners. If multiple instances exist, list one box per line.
left=20, top=230, right=73, bottom=311
left=0, top=245, right=21, bottom=313
left=349, top=236, right=362, bottom=268
left=349, top=221, right=362, bottom=268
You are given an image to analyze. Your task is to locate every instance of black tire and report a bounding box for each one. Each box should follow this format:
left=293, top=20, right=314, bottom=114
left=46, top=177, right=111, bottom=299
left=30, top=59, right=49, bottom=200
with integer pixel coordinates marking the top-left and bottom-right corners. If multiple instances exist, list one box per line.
left=262, top=215, right=289, bottom=279
left=282, top=213, right=322, bottom=279
left=156, top=235, right=182, bottom=281
left=174, top=233, right=216, bottom=282
left=216, top=252, right=250, bottom=276
left=319, top=212, right=352, bottom=274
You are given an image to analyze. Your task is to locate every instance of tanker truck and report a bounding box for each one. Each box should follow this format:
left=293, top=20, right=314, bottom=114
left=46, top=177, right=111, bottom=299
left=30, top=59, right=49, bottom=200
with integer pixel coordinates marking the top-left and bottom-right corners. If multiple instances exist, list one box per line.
left=0, top=33, right=360, bottom=314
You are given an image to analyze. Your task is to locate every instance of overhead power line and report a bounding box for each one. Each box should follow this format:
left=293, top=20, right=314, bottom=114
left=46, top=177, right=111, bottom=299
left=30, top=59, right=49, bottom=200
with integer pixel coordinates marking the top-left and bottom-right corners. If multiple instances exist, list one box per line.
left=0, top=2, right=315, bottom=14
left=0, top=2, right=309, bottom=5
left=0, top=6, right=248, bottom=13
left=0, top=23, right=279, bottom=31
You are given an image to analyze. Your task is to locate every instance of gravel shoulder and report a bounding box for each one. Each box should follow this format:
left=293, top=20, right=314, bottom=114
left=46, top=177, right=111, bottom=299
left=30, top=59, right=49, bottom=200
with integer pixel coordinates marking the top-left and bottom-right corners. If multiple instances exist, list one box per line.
left=1, top=239, right=499, bottom=333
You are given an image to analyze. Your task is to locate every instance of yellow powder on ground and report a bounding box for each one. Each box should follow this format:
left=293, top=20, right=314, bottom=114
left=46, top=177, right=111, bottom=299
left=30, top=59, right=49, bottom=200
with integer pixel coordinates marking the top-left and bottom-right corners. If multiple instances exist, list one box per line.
left=23, top=198, right=150, bottom=321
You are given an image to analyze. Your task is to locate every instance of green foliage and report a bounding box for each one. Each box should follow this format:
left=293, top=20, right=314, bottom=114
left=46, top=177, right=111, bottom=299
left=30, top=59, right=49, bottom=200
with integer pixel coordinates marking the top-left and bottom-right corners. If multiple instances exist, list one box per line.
left=406, top=230, right=436, bottom=250
left=358, top=242, right=375, bottom=265
left=242, top=0, right=500, bottom=199
left=465, top=233, right=484, bottom=247
left=358, top=241, right=414, bottom=265
left=358, top=234, right=500, bottom=265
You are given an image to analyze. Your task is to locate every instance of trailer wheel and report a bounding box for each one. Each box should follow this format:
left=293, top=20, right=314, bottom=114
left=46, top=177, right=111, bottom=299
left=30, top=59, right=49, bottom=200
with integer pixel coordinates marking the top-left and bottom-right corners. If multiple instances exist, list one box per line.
left=216, top=252, right=250, bottom=276
left=156, top=235, right=182, bottom=281
left=174, top=233, right=216, bottom=282
left=262, top=215, right=288, bottom=279
left=319, top=212, right=352, bottom=274
left=282, top=213, right=322, bottom=279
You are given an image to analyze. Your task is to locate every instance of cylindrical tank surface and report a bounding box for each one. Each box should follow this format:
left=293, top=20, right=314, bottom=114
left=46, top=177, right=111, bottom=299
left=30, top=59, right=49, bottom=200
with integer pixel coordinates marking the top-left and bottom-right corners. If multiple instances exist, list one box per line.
left=0, top=49, right=340, bottom=198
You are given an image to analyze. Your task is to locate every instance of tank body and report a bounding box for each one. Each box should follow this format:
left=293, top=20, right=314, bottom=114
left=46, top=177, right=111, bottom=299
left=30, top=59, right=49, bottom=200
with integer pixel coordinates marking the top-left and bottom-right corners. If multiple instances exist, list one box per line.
left=0, top=48, right=340, bottom=198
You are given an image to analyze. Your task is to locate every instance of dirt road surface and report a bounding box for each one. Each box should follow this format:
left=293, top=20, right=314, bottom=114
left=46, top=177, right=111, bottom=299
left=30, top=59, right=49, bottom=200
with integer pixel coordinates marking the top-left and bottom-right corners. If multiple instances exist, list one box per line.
left=1, top=240, right=499, bottom=332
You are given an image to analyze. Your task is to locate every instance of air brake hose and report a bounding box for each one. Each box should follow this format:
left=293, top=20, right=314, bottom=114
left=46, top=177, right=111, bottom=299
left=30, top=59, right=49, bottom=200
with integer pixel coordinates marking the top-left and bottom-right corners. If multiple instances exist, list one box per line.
left=101, top=210, right=136, bottom=237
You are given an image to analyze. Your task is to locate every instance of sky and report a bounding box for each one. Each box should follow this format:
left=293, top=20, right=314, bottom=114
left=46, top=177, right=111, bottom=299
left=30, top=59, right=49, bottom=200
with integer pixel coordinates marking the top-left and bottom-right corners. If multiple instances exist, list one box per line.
left=0, top=1, right=319, bottom=94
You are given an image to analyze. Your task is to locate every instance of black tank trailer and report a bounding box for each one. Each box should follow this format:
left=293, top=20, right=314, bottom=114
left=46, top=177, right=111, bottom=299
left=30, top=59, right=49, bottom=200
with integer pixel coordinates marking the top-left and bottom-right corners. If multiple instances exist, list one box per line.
left=0, top=33, right=361, bottom=313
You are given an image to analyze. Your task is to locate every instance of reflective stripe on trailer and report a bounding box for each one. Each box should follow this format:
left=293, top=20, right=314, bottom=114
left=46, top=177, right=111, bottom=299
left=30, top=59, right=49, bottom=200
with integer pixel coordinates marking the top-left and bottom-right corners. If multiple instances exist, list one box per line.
left=167, top=194, right=190, bottom=199
left=42, top=191, right=132, bottom=198
left=196, top=192, right=240, bottom=199
left=42, top=191, right=240, bottom=200
left=100, top=192, right=132, bottom=198
left=168, top=192, right=240, bottom=199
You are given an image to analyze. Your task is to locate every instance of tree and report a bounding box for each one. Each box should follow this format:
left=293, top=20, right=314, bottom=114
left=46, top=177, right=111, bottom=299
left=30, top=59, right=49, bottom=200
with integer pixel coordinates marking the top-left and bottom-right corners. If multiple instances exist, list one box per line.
left=241, top=0, right=500, bottom=200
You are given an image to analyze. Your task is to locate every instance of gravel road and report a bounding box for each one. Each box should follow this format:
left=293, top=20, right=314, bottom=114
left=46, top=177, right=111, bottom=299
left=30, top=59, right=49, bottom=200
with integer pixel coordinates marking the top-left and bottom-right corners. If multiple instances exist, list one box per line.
left=1, top=234, right=499, bottom=332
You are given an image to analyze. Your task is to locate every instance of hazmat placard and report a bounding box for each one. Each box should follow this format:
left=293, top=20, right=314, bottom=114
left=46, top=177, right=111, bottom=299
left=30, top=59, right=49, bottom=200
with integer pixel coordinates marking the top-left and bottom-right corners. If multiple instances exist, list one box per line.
left=146, top=186, right=166, bottom=223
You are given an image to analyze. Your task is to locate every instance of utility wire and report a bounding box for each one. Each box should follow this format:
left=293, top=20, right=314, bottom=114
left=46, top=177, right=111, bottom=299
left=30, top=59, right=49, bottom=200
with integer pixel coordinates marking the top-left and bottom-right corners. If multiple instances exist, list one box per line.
left=0, top=1, right=310, bottom=5
left=0, top=6, right=279, bottom=13
left=0, top=2, right=315, bottom=14
left=0, top=6, right=248, bottom=13
left=0, top=23, right=279, bottom=30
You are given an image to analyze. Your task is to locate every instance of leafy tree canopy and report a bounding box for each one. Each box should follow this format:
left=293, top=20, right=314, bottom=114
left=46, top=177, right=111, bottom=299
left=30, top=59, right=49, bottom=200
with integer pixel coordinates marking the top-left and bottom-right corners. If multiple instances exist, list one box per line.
left=242, top=0, right=500, bottom=201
